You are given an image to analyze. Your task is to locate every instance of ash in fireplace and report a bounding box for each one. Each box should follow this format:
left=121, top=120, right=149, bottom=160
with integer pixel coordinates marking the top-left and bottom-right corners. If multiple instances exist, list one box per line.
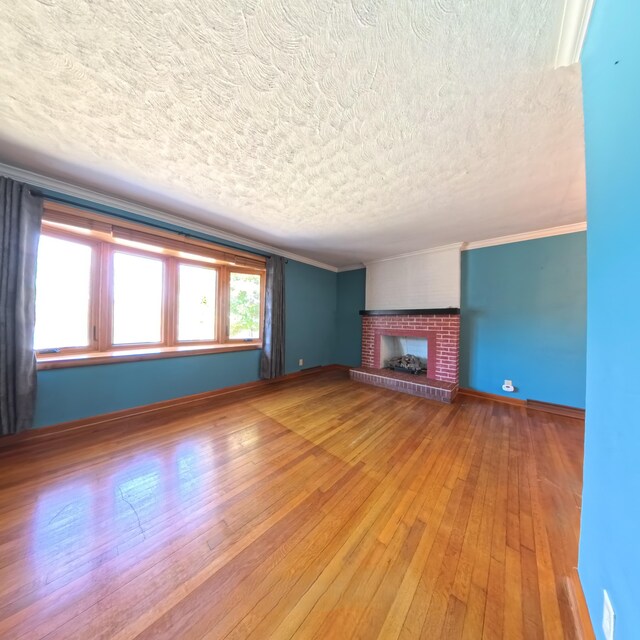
left=386, top=354, right=425, bottom=375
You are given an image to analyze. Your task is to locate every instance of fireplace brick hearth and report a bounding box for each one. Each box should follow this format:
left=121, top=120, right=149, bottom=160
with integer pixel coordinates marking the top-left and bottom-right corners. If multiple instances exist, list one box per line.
left=350, top=309, right=460, bottom=403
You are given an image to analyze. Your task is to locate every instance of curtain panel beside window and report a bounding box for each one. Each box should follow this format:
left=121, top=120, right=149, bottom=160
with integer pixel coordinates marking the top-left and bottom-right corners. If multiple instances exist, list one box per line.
left=0, top=178, right=42, bottom=435
left=260, top=256, right=285, bottom=379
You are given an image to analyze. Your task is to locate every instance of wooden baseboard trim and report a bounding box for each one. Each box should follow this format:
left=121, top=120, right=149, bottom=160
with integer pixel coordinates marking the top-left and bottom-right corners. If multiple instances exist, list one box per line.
left=321, top=363, right=350, bottom=372
left=564, top=568, right=595, bottom=640
left=526, top=399, right=585, bottom=420
left=458, top=388, right=585, bottom=419
left=458, top=388, right=526, bottom=407
left=2, top=365, right=349, bottom=446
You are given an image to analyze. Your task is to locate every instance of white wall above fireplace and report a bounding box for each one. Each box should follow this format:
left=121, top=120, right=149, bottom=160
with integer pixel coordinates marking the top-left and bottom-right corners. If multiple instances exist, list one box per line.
left=365, top=244, right=461, bottom=310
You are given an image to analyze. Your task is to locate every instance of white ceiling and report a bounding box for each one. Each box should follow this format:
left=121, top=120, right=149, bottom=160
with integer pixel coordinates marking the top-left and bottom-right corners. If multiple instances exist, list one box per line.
left=0, top=1, right=585, bottom=268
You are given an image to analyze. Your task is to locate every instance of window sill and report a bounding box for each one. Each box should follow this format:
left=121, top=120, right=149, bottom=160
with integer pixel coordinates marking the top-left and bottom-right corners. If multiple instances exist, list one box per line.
left=36, top=343, right=262, bottom=370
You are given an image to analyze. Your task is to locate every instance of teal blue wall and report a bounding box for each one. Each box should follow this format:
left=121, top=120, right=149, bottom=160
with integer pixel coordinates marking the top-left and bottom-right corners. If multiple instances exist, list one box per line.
left=579, top=1, right=640, bottom=637
left=284, top=260, right=338, bottom=374
left=460, top=232, right=587, bottom=408
left=336, top=269, right=366, bottom=367
left=31, top=191, right=351, bottom=428
left=34, top=350, right=261, bottom=428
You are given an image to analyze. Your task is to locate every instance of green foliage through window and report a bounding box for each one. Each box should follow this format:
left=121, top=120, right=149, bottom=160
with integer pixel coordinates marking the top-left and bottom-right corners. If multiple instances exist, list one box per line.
left=229, top=273, right=261, bottom=339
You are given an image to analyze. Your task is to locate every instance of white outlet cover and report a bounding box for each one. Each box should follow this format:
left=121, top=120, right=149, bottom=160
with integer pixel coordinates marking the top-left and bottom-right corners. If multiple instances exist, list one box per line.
left=603, top=589, right=615, bottom=640
left=502, top=379, right=515, bottom=392
left=298, top=359, right=304, bottom=366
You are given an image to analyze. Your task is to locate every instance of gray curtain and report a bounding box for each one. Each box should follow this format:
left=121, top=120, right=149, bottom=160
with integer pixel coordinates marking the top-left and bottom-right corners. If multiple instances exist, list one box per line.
left=260, top=255, right=285, bottom=379
left=0, top=178, right=42, bottom=435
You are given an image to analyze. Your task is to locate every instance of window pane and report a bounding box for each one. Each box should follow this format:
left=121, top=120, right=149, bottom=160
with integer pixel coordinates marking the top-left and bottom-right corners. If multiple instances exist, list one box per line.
left=113, top=252, right=163, bottom=345
left=229, top=273, right=261, bottom=339
left=34, top=235, right=92, bottom=350
left=177, top=264, right=217, bottom=341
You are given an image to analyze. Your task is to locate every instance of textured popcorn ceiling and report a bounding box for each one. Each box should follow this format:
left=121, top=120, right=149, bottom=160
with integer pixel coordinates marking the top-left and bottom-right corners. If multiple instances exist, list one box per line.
left=0, top=0, right=585, bottom=267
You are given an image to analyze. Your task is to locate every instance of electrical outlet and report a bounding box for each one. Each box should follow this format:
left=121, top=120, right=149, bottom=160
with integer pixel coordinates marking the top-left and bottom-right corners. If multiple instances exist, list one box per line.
left=603, top=589, right=615, bottom=640
left=502, top=379, right=515, bottom=392
left=298, top=358, right=304, bottom=367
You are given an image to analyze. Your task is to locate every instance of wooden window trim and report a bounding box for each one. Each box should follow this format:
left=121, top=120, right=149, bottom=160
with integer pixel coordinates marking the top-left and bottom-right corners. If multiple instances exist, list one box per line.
left=42, top=201, right=266, bottom=268
left=35, top=229, right=101, bottom=353
left=174, top=260, right=219, bottom=345
left=226, top=267, right=267, bottom=343
left=36, top=343, right=261, bottom=370
left=36, top=202, right=265, bottom=369
left=110, top=244, right=167, bottom=349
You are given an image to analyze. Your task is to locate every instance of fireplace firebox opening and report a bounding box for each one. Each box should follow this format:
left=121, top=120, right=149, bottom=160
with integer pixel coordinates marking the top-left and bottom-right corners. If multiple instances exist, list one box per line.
left=380, top=335, right=428, bottom=375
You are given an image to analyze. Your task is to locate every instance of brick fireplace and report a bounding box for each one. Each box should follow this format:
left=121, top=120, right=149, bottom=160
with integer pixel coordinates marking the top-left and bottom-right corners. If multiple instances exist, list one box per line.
left=350, top=309, right=460, bottom=403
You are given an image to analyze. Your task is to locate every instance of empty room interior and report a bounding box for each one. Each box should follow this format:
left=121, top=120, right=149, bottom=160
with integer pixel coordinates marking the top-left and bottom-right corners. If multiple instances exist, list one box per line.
left=0, top=1, right=637, bottom=638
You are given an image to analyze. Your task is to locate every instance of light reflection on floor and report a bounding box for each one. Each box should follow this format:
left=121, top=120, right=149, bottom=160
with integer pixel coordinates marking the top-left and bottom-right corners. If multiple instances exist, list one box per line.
left=30, top=437, right=218, bottom=586
left=32, top=482, right=94, bottom=585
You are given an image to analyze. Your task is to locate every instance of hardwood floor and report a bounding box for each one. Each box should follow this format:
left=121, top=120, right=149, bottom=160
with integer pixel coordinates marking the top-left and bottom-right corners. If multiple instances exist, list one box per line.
left=0, top=371, right=584, bottom=639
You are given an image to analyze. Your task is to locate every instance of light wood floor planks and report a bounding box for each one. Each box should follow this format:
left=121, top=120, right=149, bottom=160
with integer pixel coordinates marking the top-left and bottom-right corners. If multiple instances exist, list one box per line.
left=0, top=371, right=585, bottom=639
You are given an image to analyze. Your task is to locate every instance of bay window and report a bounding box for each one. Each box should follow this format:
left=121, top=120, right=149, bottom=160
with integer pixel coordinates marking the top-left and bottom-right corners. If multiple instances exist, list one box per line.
left=35, top=202, right=265, bottom=369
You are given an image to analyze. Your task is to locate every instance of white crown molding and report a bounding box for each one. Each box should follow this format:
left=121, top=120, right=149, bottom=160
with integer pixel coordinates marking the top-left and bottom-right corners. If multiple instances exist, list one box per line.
left=337, top=263, right=365, bottom=273
left=0, top=162, right=587, bottom=270
left=555, top=0, right=595, bottom=68
left=462, top=221, right=587, bottom=251
left=365, top=222, right=588, bottom=261
left=0, top=162, right=339, bottom=273
left=365, top=243, right=463, bottom=266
